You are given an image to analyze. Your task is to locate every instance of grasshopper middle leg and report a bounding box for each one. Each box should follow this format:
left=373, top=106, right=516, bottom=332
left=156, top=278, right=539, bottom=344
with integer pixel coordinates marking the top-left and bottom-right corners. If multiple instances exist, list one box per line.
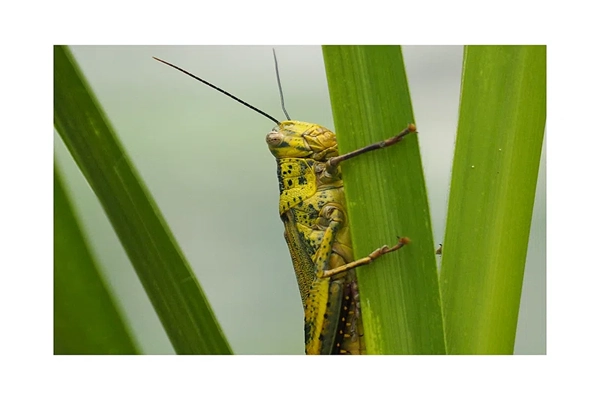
left=321, top=237, right=410, bottom=279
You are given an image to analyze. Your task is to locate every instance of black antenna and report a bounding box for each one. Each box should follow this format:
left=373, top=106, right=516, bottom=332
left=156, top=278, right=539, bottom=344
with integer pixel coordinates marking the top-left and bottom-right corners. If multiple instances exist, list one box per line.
left=272, top=49, right=291, bottom=120
left=153, top=56, right=280, bottom=125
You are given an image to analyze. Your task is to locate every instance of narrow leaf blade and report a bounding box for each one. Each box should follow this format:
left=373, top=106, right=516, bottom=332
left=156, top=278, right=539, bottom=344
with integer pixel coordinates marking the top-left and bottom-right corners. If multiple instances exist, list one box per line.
left=441, top=45, right=546, bottom=354
left=54, top=45, right=232, bottom=354
left=54, top=162, right=140, bottom=355
left=323, top=45, right=445, bottom=354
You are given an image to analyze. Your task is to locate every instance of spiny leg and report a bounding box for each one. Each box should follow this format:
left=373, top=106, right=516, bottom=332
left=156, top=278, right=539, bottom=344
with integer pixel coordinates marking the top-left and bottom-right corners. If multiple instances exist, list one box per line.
left=321, top=237, right=411, bottom=279
left=342, top=279, right=362, bottom=346
left=326, top=124, right=416, bottom=172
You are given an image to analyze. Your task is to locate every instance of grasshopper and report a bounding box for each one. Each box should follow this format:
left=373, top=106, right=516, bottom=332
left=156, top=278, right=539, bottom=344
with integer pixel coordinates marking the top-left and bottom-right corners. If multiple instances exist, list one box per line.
left=154, top=54, right=415, bottom=355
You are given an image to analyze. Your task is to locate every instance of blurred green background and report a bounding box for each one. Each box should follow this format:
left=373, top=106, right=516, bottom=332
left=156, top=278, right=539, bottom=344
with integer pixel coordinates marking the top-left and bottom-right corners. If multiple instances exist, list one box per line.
left=54, top=46, right=546, bottom=354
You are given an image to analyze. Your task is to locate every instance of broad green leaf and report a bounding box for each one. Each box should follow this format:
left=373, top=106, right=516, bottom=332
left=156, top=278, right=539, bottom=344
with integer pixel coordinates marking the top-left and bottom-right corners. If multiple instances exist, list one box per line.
left=441, top=45, right=546, bottom=354
left=323, top=45, right=445, bottom=354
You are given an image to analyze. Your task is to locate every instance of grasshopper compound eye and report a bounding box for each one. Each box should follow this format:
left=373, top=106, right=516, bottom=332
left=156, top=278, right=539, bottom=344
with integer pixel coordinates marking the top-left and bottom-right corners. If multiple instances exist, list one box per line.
left=266, top=131, right=284, bottom=147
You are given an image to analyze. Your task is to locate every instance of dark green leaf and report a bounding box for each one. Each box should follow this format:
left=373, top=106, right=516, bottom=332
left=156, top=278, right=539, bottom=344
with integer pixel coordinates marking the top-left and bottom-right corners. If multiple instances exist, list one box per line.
left=54, top=163, right=140, bottom=355
left=54, top=45, right=232, bottom=354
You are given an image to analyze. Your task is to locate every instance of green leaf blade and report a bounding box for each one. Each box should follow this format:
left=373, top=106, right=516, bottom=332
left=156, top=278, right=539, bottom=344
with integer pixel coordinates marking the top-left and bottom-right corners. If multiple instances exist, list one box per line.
left=323, top=45, right=445, bottom=354
left=441, top=45, right=546, bottom=354
left=54, top=45, right=232, bottom=354
left=54, top=163, right=140, bottom=355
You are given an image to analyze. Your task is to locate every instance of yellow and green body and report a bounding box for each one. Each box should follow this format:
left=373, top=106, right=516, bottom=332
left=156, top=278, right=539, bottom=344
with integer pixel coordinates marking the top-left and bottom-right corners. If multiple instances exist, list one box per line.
left=267, top=121, right=413, bottom=355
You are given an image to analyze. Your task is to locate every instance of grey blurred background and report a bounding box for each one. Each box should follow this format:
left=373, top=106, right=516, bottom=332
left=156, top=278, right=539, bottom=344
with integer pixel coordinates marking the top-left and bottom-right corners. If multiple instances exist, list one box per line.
left=54, top=46, right=546, bottom=354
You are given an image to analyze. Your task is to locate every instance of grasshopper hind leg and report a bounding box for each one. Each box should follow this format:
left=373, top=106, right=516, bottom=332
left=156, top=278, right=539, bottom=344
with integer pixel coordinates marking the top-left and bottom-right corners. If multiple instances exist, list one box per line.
left=349, top=279, right=362, bottom=339
left=334, top=276, right=364, bottom=355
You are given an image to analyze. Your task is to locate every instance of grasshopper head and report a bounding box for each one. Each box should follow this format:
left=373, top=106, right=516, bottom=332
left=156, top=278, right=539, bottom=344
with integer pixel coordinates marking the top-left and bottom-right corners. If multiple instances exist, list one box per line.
left=266, top=121, right=339, bottom=161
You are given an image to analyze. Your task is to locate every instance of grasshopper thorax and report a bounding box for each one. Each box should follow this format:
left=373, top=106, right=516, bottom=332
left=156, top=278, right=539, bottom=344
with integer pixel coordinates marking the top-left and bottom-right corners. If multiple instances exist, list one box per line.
left=266, top=121, right=339, bottom=161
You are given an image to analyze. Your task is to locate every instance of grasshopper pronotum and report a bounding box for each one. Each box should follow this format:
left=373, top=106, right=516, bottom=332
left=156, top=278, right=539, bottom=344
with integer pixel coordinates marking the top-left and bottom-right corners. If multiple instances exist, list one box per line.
left=154, top=54, right=415, bottom=354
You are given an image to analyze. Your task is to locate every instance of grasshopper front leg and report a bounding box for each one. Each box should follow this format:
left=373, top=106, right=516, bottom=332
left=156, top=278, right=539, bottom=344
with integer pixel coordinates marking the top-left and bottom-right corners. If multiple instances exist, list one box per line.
left=326, top=123, right=417, bottom=173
